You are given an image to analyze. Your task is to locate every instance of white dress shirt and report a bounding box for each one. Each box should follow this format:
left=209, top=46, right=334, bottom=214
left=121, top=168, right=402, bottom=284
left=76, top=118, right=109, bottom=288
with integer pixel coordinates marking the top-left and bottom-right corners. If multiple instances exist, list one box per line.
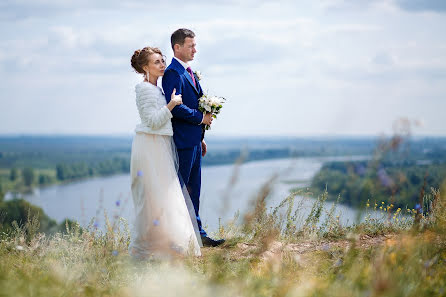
left=173, top=56, right=189, bottom=70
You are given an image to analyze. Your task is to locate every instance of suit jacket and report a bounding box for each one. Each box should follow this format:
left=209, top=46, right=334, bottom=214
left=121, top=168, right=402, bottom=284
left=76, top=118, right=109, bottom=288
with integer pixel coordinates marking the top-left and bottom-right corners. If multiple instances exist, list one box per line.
left=162, top=58, right=204, bottom=149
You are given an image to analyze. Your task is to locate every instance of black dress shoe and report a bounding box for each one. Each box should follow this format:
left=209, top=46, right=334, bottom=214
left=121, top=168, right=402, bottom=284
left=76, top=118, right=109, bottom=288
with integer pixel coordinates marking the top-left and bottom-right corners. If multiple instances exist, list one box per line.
left=200, top=235, right=225, bottom=247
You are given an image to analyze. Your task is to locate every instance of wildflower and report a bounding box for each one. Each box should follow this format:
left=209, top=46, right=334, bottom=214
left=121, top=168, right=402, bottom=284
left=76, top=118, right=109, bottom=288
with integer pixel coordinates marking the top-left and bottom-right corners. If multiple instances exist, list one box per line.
left=115, top=200, right=121, bottom=207
left=112, top=250, right=118, bottom=256
left=153, top=219, right=160, bottom=226
left=94, top=221, right=99, bottom=228
left=15, top=245, right=24, bottom=251
left=378, top=168, right=394, bottom=188
left=334, top=259, right=343, bottom=267
left=415, top=204, right=422, bottom=210
left=389, top=252, right=397, bottom=265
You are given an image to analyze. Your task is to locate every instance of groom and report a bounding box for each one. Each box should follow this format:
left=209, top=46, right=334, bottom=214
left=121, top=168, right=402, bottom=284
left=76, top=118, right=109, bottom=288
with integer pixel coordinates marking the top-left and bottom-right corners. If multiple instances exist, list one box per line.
left=162, top=28, right=225, bottom=247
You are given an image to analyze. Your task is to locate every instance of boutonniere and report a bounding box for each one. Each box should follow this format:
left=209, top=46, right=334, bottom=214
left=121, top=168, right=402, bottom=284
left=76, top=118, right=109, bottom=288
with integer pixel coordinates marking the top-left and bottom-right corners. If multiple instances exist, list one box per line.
left=194, top=70, right=202, bottom=81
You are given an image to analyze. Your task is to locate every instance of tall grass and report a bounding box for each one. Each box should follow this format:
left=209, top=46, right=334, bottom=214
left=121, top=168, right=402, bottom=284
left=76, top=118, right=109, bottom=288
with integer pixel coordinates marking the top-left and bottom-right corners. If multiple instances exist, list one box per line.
left=1, top=178, right=445, bottom=297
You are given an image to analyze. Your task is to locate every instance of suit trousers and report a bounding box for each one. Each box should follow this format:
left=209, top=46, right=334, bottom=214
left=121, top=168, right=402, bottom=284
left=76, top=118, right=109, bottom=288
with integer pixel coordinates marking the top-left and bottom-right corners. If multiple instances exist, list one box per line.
left=177, top=143, right=207, bottom=236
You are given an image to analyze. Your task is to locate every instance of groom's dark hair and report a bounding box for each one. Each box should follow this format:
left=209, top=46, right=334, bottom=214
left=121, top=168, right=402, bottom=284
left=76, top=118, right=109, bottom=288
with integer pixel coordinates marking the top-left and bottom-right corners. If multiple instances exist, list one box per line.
left=171, top=28, right=195, bottom=51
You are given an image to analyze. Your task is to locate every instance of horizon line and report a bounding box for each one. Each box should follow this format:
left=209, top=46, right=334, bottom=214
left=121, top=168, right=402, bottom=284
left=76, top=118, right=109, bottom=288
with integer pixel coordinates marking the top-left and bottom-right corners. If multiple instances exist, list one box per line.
left=1, top=133, right=446, bottom=139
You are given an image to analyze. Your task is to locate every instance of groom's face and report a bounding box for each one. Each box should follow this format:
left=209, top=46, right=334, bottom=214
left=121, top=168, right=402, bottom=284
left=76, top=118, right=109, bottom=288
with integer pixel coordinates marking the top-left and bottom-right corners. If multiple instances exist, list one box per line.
left=177, top=37, right=196, bottom=63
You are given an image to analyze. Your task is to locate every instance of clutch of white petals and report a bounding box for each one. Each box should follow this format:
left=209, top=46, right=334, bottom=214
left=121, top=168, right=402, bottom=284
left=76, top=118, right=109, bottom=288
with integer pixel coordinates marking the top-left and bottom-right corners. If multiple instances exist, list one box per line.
left=198, top=94, right=226, bottom=130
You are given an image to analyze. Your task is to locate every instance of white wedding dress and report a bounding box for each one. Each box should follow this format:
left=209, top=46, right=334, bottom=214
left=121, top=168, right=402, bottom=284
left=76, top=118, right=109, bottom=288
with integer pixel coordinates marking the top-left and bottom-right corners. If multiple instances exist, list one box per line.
left=128, top=82, right=202, bottom=259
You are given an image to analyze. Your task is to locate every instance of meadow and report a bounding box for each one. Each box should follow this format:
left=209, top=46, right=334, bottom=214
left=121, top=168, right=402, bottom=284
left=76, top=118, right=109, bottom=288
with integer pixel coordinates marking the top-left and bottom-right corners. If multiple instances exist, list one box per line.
left=1, top=135, right=445, bottom=296
left=1, top=180, right=445, bottom=297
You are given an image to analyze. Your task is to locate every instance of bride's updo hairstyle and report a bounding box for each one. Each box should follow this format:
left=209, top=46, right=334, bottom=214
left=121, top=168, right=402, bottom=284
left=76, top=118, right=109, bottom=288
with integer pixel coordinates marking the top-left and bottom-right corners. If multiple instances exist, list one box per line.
left=131, top=46, right=163, bottom=74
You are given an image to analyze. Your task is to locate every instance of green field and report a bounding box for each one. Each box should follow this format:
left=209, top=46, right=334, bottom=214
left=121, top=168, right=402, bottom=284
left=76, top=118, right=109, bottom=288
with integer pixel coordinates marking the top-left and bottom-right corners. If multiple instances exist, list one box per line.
left=1, top=134, right=445, bottom=296
left=1, top=183, right=445, bottom=297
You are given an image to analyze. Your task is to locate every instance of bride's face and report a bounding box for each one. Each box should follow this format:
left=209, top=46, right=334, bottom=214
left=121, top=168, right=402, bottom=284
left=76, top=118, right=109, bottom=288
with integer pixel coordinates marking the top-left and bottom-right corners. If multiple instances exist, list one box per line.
left=144, top=53, right=166, bottom=78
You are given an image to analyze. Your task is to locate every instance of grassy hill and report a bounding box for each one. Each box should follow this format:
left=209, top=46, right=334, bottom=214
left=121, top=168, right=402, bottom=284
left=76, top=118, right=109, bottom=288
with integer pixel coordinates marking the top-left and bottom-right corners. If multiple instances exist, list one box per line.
left=0, top=182, right=445, bottom=297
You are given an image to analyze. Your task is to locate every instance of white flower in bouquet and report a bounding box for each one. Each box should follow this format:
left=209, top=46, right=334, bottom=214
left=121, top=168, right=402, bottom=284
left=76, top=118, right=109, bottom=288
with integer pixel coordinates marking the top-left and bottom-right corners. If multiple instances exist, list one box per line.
left=198, top=94, right=226, bottom=130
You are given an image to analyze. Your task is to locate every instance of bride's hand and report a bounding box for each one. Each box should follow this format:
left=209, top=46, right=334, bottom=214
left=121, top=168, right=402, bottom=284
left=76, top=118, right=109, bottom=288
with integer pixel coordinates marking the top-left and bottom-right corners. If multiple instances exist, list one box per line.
left=171, top=88, right=182, bottom=106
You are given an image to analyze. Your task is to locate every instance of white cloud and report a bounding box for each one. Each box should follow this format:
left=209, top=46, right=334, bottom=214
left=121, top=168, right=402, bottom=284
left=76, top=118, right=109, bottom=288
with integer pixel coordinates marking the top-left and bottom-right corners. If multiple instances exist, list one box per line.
left=0, top=0, right=445, bottom=136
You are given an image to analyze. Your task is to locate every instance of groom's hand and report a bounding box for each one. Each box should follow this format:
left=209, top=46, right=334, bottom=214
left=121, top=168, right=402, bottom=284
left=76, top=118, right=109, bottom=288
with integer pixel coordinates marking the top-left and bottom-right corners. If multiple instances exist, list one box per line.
left=202, top=112, right=213, bottom=125
left=201, top=140, right=207, bottom=157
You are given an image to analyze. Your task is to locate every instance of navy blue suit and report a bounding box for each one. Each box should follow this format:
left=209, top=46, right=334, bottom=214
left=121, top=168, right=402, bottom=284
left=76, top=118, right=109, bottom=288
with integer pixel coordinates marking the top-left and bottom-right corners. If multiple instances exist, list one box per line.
left=162, top=58, right=207, bottom=236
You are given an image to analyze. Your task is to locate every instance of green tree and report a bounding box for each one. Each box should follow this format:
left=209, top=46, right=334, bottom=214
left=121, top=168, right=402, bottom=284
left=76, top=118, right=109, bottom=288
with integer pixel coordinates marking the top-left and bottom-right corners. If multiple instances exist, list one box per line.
left=22, top=167, right=35, bottom=187
left=9, top=168, right=18, bottom=181
left=0, top=199, right=58, bottom=234
left=88, top=167, right=95, bottom=176
left=56, top=164, right=66, bottom=181
left=38, top=174, right=52, bottom=185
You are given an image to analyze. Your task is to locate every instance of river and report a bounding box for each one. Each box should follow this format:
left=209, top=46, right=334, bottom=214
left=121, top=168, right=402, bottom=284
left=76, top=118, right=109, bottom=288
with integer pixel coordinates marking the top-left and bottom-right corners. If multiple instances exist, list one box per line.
left=14, top=156, right=371, bottom=234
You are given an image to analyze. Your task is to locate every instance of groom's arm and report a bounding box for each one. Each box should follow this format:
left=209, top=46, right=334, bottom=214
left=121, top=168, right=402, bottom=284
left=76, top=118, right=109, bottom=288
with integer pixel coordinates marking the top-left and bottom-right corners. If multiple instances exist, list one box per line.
left=162, top=69, right=203, bottom=125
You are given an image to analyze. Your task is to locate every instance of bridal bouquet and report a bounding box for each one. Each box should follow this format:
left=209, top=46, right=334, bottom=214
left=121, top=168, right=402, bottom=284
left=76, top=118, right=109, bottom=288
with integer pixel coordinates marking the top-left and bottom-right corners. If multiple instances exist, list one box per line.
left=198, top=94, right=226, bottom=130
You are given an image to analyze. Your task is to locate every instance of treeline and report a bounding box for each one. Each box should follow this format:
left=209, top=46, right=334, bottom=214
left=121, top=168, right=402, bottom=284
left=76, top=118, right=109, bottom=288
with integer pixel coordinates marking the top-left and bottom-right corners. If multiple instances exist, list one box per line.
left=0, top=198, right=77, bottom=235
left=310, top=160, right=446, bottom=209
left=2, top=135, right=446, bottom=196
left=55, top=157, right=129, bottom=181
left=204, top=148, right=293, bottom=166
left=0, top=167, right=56, bottom=195
left=0, top=135, right=384, bottom=170
left=0, top=136, right=132, bottom=169
left=0, top=158, right=130, bottom=197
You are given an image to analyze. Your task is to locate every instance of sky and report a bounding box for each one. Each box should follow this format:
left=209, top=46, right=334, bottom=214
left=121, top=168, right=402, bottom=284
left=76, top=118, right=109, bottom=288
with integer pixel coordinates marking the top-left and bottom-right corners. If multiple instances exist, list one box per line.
left=0, top=0, right=445, bottom=137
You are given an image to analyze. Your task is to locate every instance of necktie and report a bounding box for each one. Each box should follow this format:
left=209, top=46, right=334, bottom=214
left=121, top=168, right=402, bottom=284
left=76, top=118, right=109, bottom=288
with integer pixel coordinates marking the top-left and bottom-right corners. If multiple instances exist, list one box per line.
left=186, top=67, right=196, bottom=88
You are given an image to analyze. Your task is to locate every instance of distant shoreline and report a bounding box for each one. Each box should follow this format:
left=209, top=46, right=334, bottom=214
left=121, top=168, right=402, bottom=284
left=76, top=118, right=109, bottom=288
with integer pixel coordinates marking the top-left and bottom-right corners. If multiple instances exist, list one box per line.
left=2, top=135, right=445, bottom=199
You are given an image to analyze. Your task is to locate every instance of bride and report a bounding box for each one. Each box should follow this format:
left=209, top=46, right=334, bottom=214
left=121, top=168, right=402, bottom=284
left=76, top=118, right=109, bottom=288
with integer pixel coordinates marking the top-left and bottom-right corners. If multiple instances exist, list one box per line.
left=128, top=46, right=202, bottom=258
